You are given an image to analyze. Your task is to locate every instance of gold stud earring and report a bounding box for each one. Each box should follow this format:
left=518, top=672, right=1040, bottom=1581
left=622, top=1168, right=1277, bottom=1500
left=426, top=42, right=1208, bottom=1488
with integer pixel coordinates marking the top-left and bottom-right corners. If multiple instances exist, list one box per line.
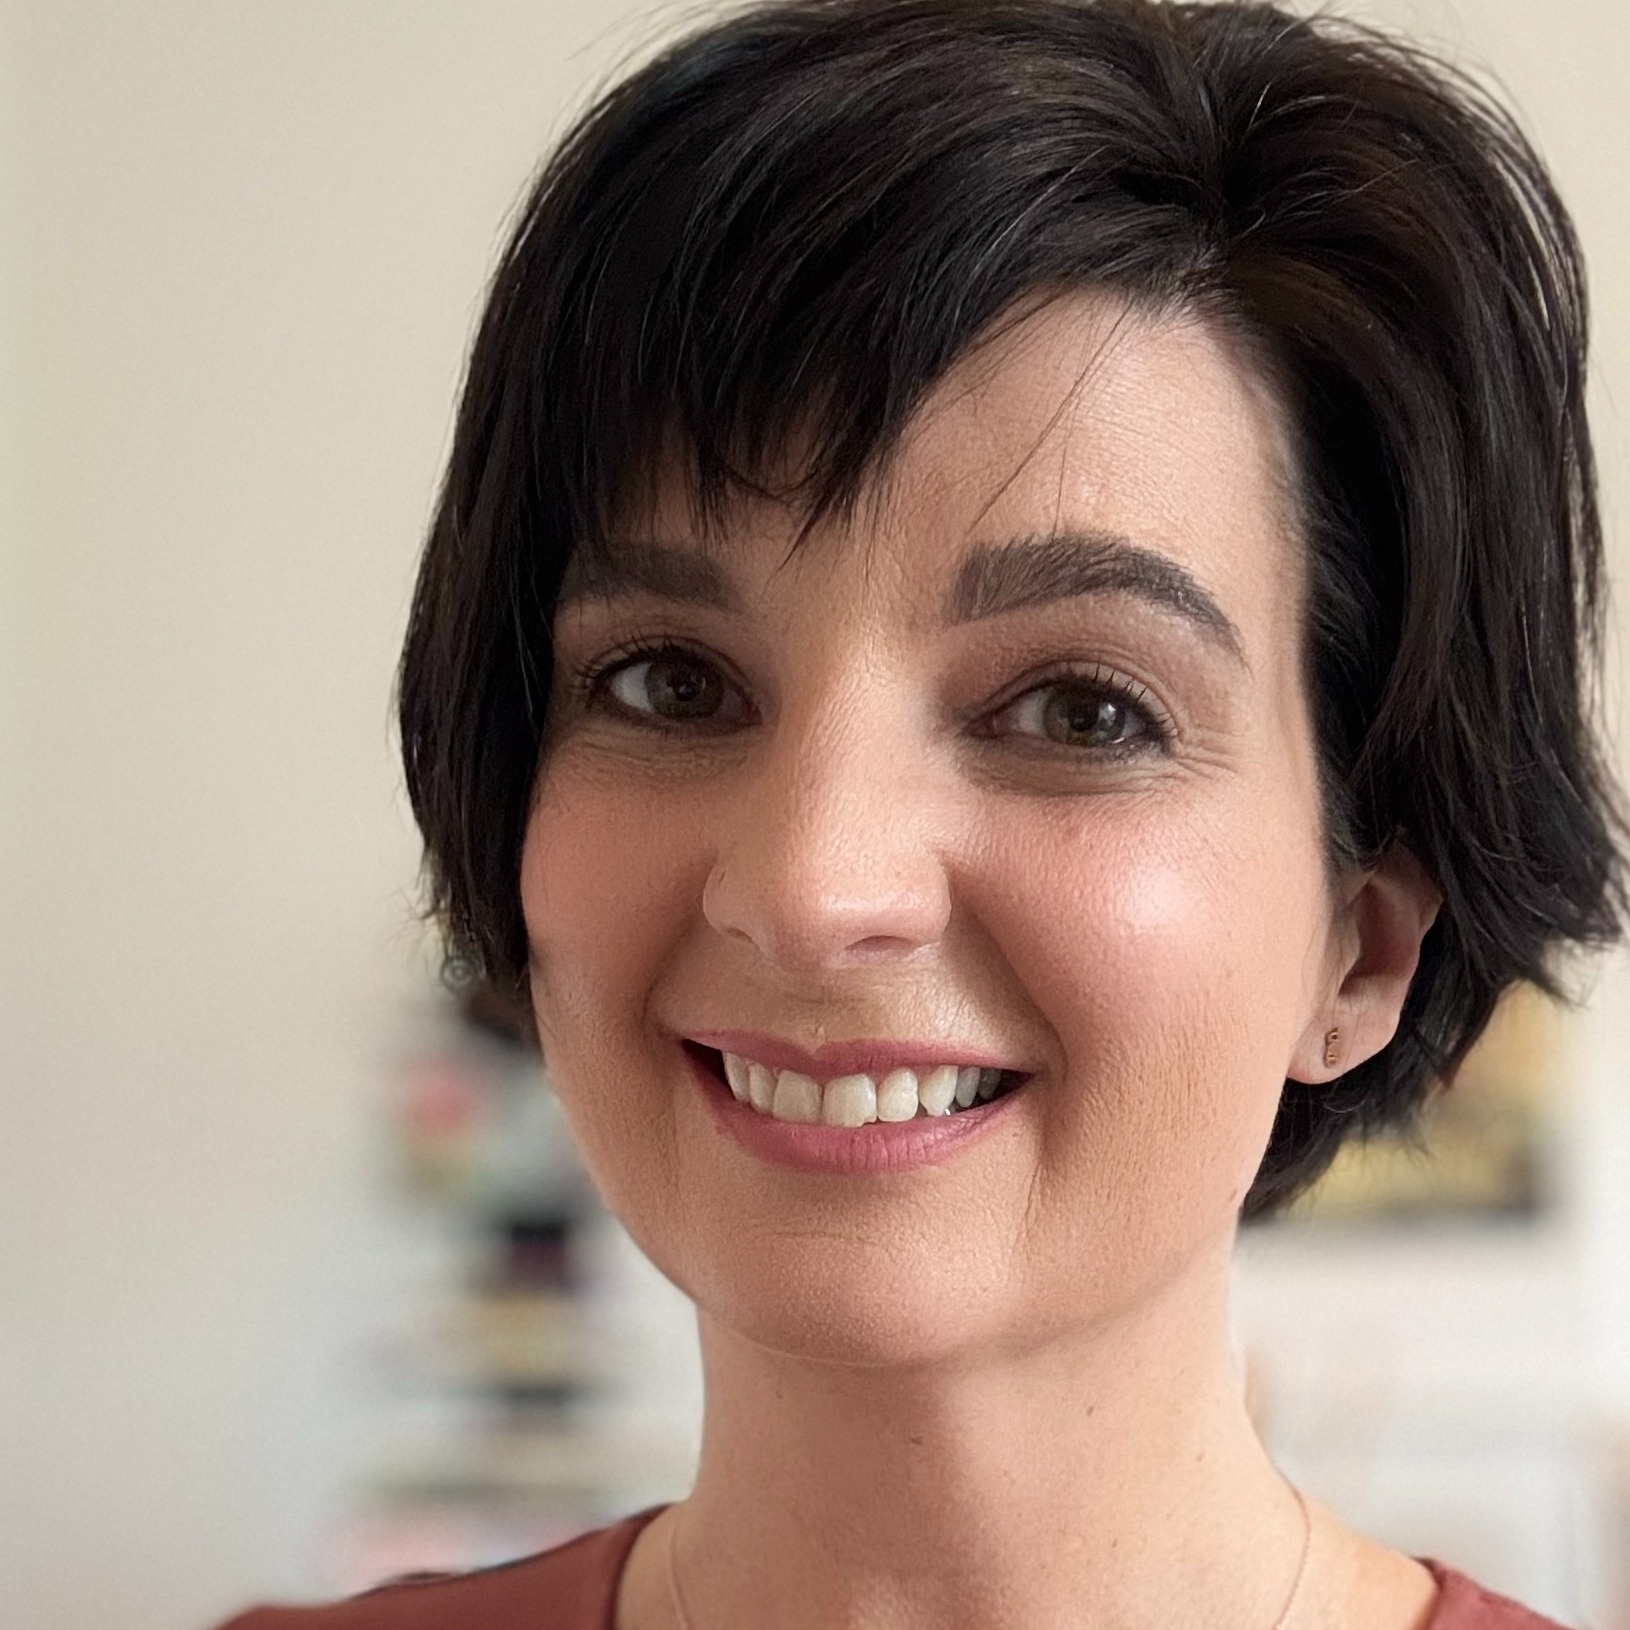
left=1322, top=1026, right=1341, bottom=1069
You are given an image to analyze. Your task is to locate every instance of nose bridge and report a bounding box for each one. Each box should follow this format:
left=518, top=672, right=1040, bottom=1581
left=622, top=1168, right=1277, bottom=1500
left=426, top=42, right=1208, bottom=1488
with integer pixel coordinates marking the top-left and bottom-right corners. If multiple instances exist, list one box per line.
left=703, top=668, right=952, bottom=968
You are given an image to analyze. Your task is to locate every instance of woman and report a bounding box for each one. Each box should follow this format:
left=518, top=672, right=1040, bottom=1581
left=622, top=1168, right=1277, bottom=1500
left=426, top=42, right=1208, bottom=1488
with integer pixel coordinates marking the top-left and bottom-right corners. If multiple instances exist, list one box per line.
left=223, top=0, right=1624, bottom=1625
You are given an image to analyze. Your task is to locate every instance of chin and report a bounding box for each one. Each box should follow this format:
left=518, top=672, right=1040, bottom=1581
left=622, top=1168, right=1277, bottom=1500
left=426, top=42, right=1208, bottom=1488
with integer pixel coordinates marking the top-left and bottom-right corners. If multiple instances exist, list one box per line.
left=632, top=1214, right=1022, bottom=1369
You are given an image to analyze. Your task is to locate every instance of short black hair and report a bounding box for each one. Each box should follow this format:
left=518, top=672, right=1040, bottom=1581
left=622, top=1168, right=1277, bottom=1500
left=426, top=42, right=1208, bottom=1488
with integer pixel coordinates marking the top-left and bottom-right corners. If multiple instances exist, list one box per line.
left=398, top=0, right=1626, bottom=1217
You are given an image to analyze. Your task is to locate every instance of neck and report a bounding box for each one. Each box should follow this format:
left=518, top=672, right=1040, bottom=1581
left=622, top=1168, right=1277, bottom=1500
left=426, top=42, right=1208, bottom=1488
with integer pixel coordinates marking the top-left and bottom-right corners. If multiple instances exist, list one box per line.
left=669, top=1242, right=1307, bottom=1630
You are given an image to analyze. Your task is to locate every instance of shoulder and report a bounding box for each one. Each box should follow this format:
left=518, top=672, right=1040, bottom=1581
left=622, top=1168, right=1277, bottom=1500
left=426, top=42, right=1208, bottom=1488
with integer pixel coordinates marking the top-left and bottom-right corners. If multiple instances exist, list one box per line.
left=211, top=1508, right=665, bottom=1630
left=1421, top=1561, right=1574, bottom=1630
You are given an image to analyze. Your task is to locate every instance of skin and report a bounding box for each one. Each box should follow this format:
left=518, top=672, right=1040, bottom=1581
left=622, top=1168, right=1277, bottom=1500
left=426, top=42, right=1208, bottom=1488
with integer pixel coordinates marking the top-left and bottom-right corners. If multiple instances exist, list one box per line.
left=520, top=293, right=1443, bottom=1630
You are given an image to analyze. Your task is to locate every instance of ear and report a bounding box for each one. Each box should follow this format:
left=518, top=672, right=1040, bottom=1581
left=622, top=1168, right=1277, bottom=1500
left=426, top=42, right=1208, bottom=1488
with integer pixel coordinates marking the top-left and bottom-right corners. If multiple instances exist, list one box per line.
left=1288, top=843, right=1442, bottom=1083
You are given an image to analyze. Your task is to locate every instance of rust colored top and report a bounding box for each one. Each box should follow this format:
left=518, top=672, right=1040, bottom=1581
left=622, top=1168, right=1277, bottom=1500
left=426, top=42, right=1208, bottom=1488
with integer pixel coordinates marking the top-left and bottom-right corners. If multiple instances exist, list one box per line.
left=214, top=1506, right=1571, bottom=1630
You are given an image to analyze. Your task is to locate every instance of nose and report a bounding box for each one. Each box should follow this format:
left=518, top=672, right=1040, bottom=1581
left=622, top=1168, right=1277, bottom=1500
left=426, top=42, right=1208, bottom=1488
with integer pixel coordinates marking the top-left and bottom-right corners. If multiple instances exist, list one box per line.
left=701, top=689, right=954, bottom=973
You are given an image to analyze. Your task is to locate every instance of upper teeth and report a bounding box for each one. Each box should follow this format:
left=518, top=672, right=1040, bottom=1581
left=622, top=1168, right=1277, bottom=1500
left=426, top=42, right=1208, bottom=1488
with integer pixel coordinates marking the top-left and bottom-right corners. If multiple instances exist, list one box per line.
left=721, top=1053, right=1006, bottom=1125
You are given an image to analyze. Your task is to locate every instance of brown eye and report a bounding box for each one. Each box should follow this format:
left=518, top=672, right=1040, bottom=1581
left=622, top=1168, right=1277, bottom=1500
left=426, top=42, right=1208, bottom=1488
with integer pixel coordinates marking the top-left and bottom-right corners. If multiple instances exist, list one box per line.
left=997, top=679, right=1156, bottom=749
left=606, top=651, right=728, bottom=720
left=1042, top=685, right=1146, bottom=747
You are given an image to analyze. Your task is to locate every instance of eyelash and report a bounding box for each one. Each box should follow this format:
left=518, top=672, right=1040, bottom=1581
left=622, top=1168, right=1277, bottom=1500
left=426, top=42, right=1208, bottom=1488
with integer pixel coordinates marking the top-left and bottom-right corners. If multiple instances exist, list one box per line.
left=573, top=639, right=1175, bottom=755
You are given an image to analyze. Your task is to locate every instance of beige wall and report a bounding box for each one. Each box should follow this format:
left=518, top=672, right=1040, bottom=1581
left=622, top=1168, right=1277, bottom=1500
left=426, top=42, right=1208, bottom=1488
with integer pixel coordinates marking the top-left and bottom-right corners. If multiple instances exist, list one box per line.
left=2, top=4, right=1626, bottom=1628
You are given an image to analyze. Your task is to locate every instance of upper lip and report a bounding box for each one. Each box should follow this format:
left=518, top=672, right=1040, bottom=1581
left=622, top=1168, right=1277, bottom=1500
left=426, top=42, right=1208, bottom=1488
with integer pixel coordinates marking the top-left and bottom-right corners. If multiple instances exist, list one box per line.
left=683, top=1029, right=1027, bottom=1079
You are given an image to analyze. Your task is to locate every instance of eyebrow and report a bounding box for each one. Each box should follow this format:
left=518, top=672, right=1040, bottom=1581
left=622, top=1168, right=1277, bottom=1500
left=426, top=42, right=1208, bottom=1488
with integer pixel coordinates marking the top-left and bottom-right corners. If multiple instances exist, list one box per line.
left=560, top=529, right=1243, bottom=660
left=557, top=540, right=738, bottom=612
left=945, top=530, right=1244, bottom=659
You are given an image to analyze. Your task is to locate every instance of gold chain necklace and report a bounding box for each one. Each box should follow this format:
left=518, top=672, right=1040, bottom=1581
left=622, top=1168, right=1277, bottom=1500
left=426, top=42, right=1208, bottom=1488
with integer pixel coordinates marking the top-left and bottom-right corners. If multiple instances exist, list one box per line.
left=665, top=1485, right=1313, bottom=1630
left=1271, top=1486, right=1315, bottom=1630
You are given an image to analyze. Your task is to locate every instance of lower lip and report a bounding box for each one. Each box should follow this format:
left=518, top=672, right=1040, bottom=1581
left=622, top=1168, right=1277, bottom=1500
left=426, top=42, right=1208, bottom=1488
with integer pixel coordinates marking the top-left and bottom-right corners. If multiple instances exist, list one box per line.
left=684, top=1044, right=1021, bottom=1176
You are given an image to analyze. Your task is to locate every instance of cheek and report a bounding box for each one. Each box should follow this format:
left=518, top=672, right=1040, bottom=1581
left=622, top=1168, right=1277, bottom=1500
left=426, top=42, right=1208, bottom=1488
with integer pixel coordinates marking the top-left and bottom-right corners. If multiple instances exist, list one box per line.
left=521, top=759, right=702, bottom=1025
left=974, top=791, right=1327, bottom=1220
left=516, top=759, right=707, bottom=1204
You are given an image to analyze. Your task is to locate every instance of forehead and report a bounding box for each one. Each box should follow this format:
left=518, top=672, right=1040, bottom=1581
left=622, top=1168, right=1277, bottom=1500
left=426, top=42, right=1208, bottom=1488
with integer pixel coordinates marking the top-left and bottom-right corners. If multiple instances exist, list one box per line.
left=872, top=295, right=1301, bottom=607
left=590, top=292, right=1303, bottom=653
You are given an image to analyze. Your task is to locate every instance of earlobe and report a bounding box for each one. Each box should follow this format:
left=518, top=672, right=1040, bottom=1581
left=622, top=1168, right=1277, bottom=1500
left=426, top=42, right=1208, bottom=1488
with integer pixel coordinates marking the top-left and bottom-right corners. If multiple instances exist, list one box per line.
left=1289, top=843, right=1441, bottom=1083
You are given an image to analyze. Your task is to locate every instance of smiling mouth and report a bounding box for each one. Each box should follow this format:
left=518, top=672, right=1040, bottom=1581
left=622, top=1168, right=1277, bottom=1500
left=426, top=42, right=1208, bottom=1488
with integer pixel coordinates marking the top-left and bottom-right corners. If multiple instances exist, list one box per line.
left=685, top=1042, right=1029, bottom=1127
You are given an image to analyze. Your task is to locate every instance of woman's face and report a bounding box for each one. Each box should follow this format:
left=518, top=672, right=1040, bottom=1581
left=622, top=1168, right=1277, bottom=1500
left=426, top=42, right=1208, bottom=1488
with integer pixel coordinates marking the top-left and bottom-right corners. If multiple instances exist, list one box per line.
left=522, top=294, right=1345, bottom=1364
